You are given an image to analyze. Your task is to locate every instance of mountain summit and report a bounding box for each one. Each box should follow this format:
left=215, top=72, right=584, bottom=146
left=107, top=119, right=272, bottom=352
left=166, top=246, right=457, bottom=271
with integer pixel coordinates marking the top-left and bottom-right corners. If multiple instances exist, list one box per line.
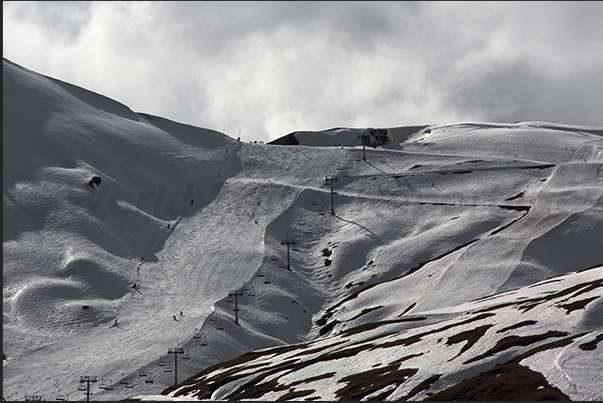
left=3, top=58, right=602, bottom=401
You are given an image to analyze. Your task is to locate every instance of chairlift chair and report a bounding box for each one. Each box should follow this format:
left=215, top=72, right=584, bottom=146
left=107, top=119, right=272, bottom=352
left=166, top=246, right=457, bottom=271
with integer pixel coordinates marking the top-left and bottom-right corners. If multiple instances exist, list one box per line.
left=104, top=381, right=114, bottom=391
left=164, top=368, right=173, bottom=373
left=145, top=379, right=154, bottom=384
left=55, top=390, right=67, bottom=401
left=182, top=354, right=191, bottom=360
left=125, top=382, right=134, bottom=389
left=78, top=384, right=87, bottom=391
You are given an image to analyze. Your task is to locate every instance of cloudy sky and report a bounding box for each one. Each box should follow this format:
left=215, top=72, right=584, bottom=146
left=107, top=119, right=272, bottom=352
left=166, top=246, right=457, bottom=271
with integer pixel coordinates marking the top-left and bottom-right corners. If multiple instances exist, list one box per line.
left=4, top=1, right=603, bottom=142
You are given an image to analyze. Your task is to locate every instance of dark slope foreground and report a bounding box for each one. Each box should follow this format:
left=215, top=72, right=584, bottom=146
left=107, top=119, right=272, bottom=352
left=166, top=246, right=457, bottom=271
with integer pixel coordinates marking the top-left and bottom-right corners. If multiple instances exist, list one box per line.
left=159, top=267, right=602, bottom=401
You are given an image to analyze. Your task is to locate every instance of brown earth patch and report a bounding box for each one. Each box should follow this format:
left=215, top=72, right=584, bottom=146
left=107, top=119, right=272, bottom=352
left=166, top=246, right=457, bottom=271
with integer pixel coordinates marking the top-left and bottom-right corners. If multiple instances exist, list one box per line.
left=579, top=333, right=603, bottom=350
left=476, top=279, right=602, bottom=315
left=390, top=352, right=425, bottom=365
left=497, top=320, right=537, bottom=333
left=339, top=315, right=427, bottom=337
left=464, top=330, right=569, bottom=365
left=334, top=364, right=418, bottom=400
left=288, top=372, right=336, bottom=387
left=446, top=324, right=494, bottom=360
left=277, top=389, right=316, bottom=400
left=518, top=279, right=602, bottom=313
left=319, top=319, right=340, bottom=336
left=288, top=340, right=347, bottom=359
left=424, top=360, right=569, bottom=401
left=558, top=295, right=600, bottom=314
left=398, top=302, right=416, bottom=316
left=401, top=373, right=442, bottom=400
left=425, top=333, right=587, bottom=401
left=369, top=313, right=495, bottom=351
left=349, top=305, right=383, bottom=320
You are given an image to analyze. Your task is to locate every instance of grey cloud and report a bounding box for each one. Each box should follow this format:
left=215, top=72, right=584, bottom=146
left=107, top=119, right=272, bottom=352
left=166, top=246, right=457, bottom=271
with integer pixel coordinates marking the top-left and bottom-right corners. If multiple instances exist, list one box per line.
left=444, top=58, right=603, bottom=126
left=4, top=1, right=93, bottom=44
left=149, top=1, right=422, bottom=56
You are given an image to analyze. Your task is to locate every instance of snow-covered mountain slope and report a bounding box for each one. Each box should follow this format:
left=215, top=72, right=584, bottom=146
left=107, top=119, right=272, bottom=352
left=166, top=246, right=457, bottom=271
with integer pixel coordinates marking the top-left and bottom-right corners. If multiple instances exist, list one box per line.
left=163, top=266, right=603, bottom=401
left=3, top=57, right=603, bottom=401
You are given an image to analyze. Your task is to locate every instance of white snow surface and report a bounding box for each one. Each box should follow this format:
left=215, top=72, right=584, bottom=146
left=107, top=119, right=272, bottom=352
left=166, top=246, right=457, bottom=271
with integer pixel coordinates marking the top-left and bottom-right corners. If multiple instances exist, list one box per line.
left=3, top=57, right=603, bottom=401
